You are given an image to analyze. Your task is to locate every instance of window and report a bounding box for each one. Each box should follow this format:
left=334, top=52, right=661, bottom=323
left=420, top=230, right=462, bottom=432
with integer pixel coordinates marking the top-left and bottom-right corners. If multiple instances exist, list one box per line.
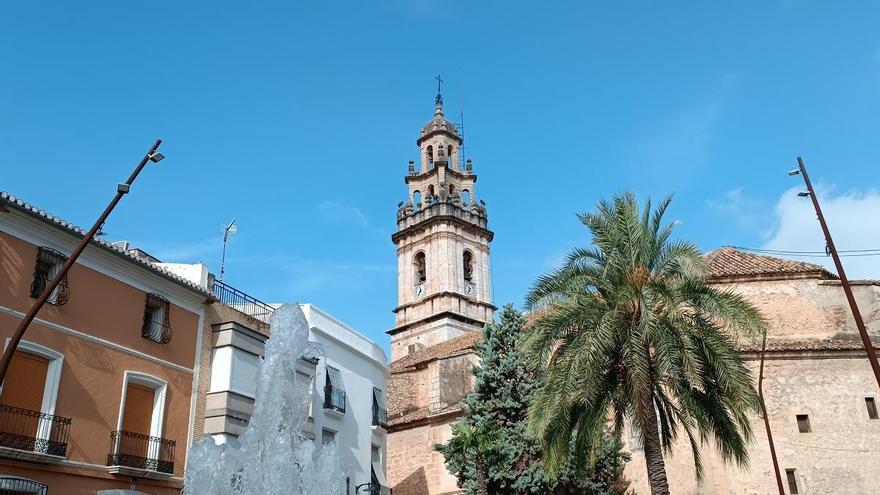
left=372, top=387, right=387, bottom=428
left=0, top=477, right=48, bottom=495
left=427, top=185, right=435, bottom=198
left=0, top=342, right=68, bottom=457
left=461, top=189, right=471, bottom=207
left=324, top=366, right=346, bottom=413
left=448, top=184, right=455, bottom=195
left=111, top=372, right=172, bottom=474
left=142, top=293, right=172, bottom=343
left=426, top=146, right=434, bottom=169
left=407, top=344, right=417, bottom=355
left=463, top=251, right=474, bottom=282
left=29, top=247, right=69, bottom=305
left=796, top=414, right=810, bottom=433
left=867, top=398, right=878, bottom=419
left=413, top=190, right=421, bottom=209
left=785, top=469, right=799, bottom=494
left=414, top=252, right=426, bottom=284
left=321, top=428, right=336, bottom=446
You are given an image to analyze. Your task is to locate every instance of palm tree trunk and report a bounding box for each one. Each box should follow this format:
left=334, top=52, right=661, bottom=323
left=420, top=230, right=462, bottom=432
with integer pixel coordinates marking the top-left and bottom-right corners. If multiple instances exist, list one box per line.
left=476, top=456, right=488, bottom=495
left=641, top=406, right=670, bottom=495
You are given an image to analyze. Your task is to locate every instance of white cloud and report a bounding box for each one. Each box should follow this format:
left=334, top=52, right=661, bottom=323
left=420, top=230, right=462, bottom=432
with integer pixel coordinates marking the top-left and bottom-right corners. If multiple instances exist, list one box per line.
left=762, top=186, right=880, bottom=279
left=317, top=199, right=386, bottom=238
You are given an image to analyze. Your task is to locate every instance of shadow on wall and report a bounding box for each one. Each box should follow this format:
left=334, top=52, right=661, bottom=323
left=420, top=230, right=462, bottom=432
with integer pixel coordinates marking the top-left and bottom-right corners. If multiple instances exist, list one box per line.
left=393, top=466, right=429, bottom=495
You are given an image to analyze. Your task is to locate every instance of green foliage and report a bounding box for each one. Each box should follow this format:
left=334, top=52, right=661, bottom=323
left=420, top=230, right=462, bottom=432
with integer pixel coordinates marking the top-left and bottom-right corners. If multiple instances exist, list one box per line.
left=522, top=192, right=767, bottom=491
left=435, top=305, right=631, bottom=495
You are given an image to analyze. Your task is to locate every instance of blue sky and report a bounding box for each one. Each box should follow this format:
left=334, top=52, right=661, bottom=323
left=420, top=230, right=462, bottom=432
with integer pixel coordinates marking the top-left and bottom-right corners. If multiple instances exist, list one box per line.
left=3, top=1, right=879, bottom=355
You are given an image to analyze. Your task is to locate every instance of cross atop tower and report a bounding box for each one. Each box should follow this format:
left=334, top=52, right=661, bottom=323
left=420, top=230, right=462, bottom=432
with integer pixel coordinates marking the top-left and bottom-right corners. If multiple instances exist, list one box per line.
left=435, top=74, right=444, bottom=108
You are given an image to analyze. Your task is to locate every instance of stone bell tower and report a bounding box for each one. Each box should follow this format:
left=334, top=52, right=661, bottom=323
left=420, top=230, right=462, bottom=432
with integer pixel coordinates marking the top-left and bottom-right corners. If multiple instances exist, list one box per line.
left=388, top=88, right=496, bottom=362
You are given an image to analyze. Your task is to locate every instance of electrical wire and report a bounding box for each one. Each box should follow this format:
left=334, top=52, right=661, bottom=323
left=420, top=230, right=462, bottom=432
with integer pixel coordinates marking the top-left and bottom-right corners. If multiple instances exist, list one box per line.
left=732, top=246, right=880, bottom=258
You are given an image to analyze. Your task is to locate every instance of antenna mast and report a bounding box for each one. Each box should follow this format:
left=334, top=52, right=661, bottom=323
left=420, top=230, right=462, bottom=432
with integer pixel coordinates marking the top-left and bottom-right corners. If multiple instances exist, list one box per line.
left=220, top=219, right=237, bottom=282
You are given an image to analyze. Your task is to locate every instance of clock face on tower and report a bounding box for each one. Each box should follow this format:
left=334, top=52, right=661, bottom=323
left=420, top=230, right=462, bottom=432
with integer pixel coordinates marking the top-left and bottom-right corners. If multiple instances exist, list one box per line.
left=415, top=282, right=426, bottom=297
left=464, top=281, right=475, bottom=295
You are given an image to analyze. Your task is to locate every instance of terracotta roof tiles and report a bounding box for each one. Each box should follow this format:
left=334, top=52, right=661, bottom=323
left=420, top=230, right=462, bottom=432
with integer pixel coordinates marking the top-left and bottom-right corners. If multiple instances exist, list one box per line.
left=704, top=247, right=836, bottom=281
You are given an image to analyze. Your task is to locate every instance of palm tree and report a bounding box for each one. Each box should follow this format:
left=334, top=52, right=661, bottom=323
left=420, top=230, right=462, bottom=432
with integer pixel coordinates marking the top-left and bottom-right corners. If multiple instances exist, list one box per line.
left=444, top=421, right=493, bottom=495
left=523, top=193, right=766, bottom=495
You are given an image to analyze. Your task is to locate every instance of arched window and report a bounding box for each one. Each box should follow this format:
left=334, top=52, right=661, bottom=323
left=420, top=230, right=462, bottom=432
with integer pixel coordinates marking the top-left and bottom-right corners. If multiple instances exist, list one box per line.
left=413, top=190, right=421, bottom=209
left=428, top=185, right=435, bottom=197
left=461, top=189, right=471, bottom=207
left=414, top=252, right=427, bottom=284
left=426, top=146, right=434, bottom=169
left=449, top=184, right=455, bottom=195
left=463, top=251, right=474, bottom=282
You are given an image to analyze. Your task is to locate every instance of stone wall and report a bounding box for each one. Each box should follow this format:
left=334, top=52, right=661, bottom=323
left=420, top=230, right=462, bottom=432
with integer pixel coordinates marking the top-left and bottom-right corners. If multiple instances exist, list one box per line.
left=624, top=353, right=880, bottom=494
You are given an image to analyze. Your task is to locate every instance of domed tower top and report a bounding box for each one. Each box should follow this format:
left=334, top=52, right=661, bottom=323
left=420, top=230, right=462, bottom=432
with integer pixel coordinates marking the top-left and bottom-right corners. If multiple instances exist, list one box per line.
left=415, top=77, right=464, bottom=172
left=417, top=91, right=461, bottom=145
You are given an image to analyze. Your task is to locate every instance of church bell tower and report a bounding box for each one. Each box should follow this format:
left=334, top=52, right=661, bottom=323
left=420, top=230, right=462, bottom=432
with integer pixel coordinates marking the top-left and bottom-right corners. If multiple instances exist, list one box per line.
left=389, top=86, right=496, bottom=362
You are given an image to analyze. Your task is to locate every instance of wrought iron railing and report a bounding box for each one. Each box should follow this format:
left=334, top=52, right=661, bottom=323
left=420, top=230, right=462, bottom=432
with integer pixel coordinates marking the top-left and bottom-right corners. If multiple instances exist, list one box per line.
left=372, top=403, right=387, bottom=429
left=0, top=477, right=48, bottom=494
left=141, top=293, right=173, bottom=344
left=0, top=403, right=71, bottom=457
left=211, top=279, right=274, bottom=323
left=107, top=430, right=175, bottom=474
left=323, top=385, right=346, bottom=414
left=367, top=484, right=391, bottom=495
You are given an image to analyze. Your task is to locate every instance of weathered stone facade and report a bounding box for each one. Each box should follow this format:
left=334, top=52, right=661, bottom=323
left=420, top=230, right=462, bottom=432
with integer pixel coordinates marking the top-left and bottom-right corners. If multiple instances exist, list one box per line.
left=624, top=248, right=880, bottom=494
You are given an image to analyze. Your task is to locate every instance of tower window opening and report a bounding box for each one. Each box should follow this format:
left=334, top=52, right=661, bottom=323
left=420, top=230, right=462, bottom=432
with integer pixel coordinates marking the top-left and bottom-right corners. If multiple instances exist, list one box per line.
left=414, top=252, right=426, bottom=284
left=786, top=469, right=799, bottom=494
left=426, top=146, right=434, bottom=169
left=428, top=185, right=435, bottom=198
left=449, top=184, right=455, bottom=195
left=462, top=190, right=471, bottom=207
left=796, top=414, right=811, bottom=433
left=413, top=190, right=421, bottom=209
left=463, top=251, right=473, bottom=282
left=867, top=397, right=878, bottom=419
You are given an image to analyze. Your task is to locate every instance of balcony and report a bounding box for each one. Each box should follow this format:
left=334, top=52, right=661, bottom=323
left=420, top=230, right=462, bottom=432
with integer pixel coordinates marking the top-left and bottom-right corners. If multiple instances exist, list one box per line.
left=323, top=385, right=346, bottom=414
left=0, top=403, right=70, bottom=462
left=107, top=430, right=175, bottom=478
left=211, top=279, right=275, bottom=323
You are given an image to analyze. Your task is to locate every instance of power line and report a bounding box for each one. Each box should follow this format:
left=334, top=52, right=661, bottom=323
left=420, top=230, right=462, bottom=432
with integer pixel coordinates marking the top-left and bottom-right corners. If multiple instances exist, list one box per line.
left=732, top=246, right=880, bottom=258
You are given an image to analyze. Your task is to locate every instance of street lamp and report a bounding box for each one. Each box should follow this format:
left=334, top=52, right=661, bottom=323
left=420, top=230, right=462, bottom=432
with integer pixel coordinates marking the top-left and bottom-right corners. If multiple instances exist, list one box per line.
left=790, top=156, right=880, bottom=391
left=0, top=139, right=165, bottom=385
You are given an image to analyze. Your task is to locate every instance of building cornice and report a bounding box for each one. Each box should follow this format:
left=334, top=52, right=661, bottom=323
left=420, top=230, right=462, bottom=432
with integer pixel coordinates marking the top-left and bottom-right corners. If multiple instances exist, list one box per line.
left=387, top=306, right=494, bottom=336
left=404, top=165, right=477, bottom=184
left=392, top=212, right=494, bottom=244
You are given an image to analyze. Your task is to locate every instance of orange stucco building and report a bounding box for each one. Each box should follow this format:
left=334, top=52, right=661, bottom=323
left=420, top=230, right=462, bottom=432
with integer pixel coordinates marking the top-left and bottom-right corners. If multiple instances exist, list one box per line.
left=0, top=192, right=211, bottom=494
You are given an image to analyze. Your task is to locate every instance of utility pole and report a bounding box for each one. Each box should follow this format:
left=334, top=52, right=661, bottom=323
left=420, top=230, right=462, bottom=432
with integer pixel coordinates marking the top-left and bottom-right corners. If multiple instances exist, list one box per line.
left=790, top=156, right=880, bottom=391
left=0, top=139, right=164, bottom=385
left=758, top=331, right=785, bottom=495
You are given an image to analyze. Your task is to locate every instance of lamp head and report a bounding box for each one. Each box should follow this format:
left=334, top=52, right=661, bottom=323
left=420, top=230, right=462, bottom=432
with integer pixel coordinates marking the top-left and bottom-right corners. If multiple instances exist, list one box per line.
left=797, top=191, right=811, bottom=197
left=788, top=168, right=801, bottom=176
left=148, top=152, right=165, bottom=163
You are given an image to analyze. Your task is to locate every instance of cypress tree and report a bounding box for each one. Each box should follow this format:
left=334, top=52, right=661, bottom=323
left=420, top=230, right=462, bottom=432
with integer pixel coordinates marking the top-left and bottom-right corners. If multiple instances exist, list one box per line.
left=436, top=304, right=630, bottom=495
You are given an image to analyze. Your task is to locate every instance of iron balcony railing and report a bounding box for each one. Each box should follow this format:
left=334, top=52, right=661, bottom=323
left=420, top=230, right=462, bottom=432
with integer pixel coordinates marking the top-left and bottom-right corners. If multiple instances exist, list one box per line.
left=0, top=403, right=71, bottom=457
left=0, top=477, right=48, bottom=494
left=107, top=430, right=175, bottom=475
left=211, top=279, right=275, bottom=323
left=323, top=384, right=346, bottom=414
left=367, top=483, right=392, bottom=495
left=372, top=403, right=387, bottom=429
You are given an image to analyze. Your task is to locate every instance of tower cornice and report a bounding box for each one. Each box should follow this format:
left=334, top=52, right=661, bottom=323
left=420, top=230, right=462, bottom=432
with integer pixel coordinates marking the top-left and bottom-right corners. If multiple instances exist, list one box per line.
left=392, top=204, right=494, bottom=244
left=404, top=165, right=477, bottom=184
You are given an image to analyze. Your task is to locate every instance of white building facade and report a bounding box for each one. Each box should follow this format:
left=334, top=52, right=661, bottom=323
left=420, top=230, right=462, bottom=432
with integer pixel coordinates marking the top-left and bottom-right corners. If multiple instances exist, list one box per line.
left=299, top=304, right=389, bottom=495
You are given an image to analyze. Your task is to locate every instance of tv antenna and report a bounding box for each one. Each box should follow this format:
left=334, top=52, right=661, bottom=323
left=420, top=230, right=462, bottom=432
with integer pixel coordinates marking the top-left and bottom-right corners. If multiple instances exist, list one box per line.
left=219, top=219, right=237, bottom=282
